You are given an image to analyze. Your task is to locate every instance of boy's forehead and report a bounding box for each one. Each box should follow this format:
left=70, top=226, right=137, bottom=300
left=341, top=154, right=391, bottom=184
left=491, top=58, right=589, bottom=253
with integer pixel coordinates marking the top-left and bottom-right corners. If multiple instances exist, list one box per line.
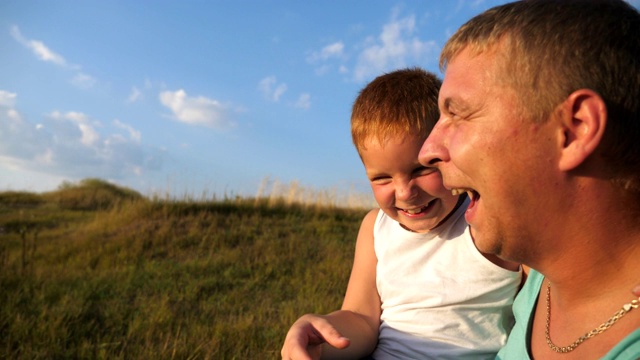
left=363, top=132, right=427, bottom=148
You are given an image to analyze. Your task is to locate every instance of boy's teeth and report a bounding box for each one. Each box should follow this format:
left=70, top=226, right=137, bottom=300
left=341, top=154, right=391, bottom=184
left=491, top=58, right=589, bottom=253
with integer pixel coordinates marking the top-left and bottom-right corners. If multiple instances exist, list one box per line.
left=406, top=208, right=422, bottom=214
left=451, top=189, right=465, bottom=196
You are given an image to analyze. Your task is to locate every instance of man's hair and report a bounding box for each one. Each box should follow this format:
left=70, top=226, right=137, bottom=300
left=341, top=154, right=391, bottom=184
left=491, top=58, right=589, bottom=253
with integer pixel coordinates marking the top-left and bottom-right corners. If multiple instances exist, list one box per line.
left=441, top=0, right=640, bottom=190
left=351, top=68, right=441, bottom=154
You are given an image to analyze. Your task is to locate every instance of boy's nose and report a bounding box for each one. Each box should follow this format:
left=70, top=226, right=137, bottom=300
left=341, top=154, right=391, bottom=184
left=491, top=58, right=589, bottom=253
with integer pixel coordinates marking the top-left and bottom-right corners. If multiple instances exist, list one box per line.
left=396, top=181, right=417, bottom=201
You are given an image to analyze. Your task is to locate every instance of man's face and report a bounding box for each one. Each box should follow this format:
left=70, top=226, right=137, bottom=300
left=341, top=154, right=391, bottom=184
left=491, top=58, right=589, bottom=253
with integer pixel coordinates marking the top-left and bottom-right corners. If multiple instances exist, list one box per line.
left=418, top=47, right=560, bottom=262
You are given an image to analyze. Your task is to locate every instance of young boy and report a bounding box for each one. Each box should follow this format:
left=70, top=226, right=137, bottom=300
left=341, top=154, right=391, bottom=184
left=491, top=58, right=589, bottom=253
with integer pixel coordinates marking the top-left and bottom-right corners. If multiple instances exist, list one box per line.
left=280, top=68, right=522, bottom=359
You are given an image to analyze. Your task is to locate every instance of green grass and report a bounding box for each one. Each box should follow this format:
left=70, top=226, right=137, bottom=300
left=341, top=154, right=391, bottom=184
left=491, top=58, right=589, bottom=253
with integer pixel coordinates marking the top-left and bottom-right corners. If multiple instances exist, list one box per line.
left=0, top=179, right=366, bottom=359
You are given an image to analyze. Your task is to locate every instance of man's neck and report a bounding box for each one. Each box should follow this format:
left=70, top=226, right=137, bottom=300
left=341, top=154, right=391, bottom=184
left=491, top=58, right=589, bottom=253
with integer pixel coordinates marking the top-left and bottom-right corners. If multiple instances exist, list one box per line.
left=528, top=191, right=640, bottom=359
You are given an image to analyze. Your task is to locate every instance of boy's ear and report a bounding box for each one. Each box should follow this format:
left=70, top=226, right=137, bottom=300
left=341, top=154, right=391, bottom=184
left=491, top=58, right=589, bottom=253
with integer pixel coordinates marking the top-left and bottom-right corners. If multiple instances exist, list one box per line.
left=557, top=89, right=607, bottom=171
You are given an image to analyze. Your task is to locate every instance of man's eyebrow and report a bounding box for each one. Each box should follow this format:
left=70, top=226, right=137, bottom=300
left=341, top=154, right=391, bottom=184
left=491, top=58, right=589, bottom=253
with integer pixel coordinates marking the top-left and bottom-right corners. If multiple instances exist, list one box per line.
left=441, top=97, right=458, bottom=113
left=442, top=97, right=453, bottom=111
left=441, top=97, right=469, bottom=114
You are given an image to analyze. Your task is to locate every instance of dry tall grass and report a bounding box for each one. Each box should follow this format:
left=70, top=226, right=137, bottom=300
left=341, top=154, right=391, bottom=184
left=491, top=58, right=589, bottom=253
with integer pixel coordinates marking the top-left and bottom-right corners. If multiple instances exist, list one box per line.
left=255, top=177, right=376, bottom=210
left=0, top=178, right=369, bottom=359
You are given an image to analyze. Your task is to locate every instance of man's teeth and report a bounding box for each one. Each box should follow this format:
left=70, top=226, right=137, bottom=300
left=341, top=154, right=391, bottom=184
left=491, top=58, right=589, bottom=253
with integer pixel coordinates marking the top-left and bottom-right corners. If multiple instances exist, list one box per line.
left=452, top=189, right=476, bottom=199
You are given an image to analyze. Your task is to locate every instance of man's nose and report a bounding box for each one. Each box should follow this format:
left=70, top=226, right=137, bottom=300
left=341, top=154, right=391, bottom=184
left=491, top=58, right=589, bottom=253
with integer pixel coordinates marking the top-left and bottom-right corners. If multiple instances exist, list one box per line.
left=419, top=120, right=449, bottom=168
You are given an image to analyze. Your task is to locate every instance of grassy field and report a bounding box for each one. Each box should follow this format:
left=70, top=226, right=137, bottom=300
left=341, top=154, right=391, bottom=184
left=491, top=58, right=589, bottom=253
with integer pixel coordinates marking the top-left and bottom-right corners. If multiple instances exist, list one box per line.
left=0, top=179, right=368, bottom=359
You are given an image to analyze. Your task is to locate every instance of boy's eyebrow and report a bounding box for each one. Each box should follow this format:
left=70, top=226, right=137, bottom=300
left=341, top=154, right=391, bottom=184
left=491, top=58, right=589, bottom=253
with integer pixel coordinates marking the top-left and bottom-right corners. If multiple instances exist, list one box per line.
left=365, top=169, right=384, bottom=178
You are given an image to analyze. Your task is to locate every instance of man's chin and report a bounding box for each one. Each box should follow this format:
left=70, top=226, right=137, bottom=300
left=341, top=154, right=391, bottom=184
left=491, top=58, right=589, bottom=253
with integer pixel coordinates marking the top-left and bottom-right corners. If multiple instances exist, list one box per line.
left=470, top=227, right=502, bottom=255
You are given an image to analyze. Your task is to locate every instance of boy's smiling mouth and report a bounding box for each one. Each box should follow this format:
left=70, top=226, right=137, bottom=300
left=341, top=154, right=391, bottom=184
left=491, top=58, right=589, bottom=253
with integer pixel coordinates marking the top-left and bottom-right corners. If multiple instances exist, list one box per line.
left=398, top=200, right=434, bottom=215
left=403, top=206, right=428, bottom=215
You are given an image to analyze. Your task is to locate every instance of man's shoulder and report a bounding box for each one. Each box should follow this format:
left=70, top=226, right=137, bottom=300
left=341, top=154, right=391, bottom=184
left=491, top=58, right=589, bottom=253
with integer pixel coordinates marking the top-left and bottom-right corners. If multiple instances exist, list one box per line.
left=602, top=328, right=640, bottom=360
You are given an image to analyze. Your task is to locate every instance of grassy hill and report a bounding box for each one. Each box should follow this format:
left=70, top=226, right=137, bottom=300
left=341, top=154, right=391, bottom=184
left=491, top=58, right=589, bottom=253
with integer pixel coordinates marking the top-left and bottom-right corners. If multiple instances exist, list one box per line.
left=0, top=179, right=366, bottom=359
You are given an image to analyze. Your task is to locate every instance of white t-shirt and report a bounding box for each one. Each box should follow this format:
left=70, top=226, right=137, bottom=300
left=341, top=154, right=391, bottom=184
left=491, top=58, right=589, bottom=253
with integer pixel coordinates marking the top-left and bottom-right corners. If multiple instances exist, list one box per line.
left=373, top=199, right=522, bottom=359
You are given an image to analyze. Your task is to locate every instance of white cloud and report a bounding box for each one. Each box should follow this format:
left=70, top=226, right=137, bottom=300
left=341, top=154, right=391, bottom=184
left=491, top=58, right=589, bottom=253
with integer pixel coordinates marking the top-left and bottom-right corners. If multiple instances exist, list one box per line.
left=294, top=93, right=311, bottom=110
left=35, top=148, right=54, bottom=165
left=10, top=25, right=67, bottom=66
left=48, top=111, right=101, bottom=146
left=0, top=90, right=17, bottom=107
left=0, top=158, right=68, bottom=192
left=113, top=119, right=141, bottom=143
left=11, top=25, right=97, bottom=90
left=159, top=89, right=235, bottom=129
left=71, top=72, right=96, bottom=89
left=0, top=90, right=162, bottom=183
left=307, top=41, right=345, bottom=63
left=305, top=9, right=438, bottom=83
left=128, top=86, right=142, bottom=103
left=258, top=76, right=288, bottom=102
left=307, top=42, right=347, bottom=75
left=353, top=11, right=437, bottom=82
left=312, top=64, right=331, bottom=76
left=323, top=42, right=345, bottom=58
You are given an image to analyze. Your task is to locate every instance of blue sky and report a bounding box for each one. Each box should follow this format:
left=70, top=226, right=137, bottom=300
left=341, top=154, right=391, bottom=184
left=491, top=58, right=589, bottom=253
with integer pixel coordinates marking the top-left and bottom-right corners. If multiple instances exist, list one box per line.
left=2, top=1, right=638, bottom=201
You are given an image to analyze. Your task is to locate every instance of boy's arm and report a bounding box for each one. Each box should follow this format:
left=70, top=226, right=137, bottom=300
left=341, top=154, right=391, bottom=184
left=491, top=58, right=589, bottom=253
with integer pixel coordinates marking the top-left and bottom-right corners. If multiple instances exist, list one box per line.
left=321, top=208, right=382, bottom=358
left=281, top=209, right=381, bottom=360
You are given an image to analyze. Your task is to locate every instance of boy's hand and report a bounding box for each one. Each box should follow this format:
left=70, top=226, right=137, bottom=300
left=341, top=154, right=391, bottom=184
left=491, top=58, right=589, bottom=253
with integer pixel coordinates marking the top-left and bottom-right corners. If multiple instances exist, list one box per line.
left=281, top=314, right=351, bottom=360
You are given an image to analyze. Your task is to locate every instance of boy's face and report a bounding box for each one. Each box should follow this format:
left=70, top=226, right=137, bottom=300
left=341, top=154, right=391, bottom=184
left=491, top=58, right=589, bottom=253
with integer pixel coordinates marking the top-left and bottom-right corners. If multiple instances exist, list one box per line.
left=361, top=133, right=461, bottom=233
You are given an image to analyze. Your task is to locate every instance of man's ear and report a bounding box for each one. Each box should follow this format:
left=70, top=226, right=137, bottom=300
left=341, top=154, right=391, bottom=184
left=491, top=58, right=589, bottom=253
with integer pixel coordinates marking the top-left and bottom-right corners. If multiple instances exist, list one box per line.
left=558, top=89, right=607, bottom=171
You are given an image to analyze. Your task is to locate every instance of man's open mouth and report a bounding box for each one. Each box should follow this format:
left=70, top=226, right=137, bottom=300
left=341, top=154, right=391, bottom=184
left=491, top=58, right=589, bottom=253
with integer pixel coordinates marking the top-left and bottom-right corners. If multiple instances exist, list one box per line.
left=452, top=189, right=480, bottom=207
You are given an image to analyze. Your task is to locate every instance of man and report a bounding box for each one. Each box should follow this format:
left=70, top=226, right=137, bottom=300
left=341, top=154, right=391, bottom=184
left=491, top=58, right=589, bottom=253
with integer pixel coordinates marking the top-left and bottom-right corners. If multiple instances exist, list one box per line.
left=418, top=0, right=640, bottom=359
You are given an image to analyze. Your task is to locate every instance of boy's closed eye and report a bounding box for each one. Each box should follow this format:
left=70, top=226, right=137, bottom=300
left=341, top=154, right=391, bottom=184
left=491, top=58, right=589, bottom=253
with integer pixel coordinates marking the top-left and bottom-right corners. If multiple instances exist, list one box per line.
left=413, top=166, right=437, bottom=178
left=368, top=167, right=437, bottom=185
left=369, top=175, right=392, bottom=185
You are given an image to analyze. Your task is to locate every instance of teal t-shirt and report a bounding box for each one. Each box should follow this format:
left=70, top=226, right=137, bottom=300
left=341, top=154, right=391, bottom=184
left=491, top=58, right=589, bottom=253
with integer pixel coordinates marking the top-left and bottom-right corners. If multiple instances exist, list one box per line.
left=497, top=269, right=640, bottom=360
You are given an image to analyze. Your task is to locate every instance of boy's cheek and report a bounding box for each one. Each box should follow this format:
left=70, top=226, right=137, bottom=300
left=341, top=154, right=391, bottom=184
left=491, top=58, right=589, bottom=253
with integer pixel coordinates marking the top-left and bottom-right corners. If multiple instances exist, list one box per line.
left=418, top=176, right=450, bottom=197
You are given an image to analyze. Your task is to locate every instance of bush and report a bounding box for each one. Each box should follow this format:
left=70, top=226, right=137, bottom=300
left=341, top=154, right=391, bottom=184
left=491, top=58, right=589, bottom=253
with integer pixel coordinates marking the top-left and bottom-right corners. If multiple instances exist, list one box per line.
left=43, top=178, right=145, bottom=211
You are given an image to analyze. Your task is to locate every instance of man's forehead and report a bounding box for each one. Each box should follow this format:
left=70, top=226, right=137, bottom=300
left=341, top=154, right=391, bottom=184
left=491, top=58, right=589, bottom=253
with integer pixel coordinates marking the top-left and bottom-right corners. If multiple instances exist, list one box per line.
left=438, top=62, right=476, bottom=109
left=440, top=49, right=504, bottom=100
